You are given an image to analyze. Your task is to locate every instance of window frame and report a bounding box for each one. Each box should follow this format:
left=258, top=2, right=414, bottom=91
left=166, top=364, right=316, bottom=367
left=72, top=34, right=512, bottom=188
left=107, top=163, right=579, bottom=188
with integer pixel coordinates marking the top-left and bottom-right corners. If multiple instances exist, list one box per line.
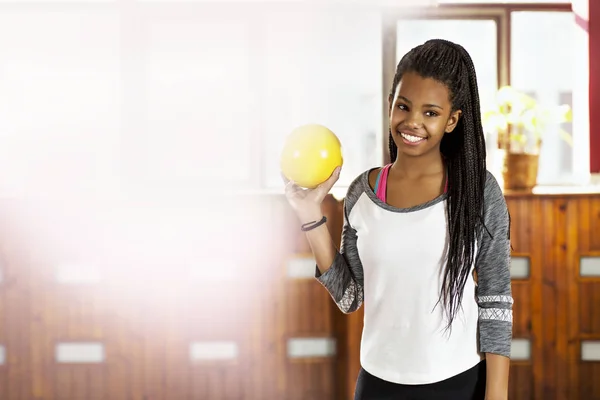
left=381, top=2, right=575, bottom=165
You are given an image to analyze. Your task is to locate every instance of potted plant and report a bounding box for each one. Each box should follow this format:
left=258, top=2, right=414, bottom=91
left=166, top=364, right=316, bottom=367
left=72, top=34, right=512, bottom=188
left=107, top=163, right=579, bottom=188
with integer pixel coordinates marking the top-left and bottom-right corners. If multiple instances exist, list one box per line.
left=482, top=86, right=573, bottom=190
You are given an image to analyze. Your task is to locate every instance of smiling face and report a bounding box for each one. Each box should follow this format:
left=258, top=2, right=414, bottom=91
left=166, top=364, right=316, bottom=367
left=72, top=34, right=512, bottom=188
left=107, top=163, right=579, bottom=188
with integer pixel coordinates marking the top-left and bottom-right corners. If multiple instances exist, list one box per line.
left=389, top=71, right=462, bottom=158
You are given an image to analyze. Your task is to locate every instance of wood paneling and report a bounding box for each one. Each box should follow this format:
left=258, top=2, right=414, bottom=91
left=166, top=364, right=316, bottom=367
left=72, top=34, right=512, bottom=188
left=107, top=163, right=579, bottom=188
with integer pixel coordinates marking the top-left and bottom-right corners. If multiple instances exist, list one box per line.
left=574, top=195, right=600, bottom=400
left=0, top=195, right=342, bottom=400
left=590, top=0, right=600, bottom=173
left=0, top=192, right=599, bottom=399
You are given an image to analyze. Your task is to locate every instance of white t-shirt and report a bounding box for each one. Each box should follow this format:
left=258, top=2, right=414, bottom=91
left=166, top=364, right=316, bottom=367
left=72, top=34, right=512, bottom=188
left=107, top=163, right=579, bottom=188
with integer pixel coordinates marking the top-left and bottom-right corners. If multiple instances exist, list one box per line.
left=315, top=169, right=513, bottom=385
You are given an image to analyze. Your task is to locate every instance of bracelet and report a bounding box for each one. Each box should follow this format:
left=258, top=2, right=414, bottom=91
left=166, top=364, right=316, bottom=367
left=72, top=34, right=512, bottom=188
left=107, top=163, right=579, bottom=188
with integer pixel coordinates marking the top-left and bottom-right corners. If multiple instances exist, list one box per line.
left=301, top=216, right=327, bottom=232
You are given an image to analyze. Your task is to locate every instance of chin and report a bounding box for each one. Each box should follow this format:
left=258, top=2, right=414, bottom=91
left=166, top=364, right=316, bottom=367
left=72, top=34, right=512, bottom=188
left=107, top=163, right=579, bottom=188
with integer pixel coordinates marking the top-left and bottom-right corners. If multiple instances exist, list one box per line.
left=398, top=146, right=427, bottom=157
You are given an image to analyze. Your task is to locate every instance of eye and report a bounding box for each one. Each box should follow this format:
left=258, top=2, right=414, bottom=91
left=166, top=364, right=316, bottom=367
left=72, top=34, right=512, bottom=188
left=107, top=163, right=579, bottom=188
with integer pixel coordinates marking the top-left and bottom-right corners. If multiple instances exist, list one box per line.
left=425, top=111, right=439, bottom=117
left=396, top=104, right=408, bottom=111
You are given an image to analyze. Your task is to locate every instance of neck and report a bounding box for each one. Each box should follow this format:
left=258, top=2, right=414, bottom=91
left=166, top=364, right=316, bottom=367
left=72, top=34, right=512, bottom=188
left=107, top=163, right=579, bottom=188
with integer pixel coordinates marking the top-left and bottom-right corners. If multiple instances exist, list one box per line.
left=392, top=150, right=445, bottom=179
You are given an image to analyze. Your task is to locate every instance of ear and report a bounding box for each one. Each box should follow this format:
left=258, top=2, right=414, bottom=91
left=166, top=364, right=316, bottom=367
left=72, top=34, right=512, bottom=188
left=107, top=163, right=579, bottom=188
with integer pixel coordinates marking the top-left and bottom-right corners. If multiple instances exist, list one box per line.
left=388, top=94, right=394, bottom=115
left=445, top=110, right=462, bottom=133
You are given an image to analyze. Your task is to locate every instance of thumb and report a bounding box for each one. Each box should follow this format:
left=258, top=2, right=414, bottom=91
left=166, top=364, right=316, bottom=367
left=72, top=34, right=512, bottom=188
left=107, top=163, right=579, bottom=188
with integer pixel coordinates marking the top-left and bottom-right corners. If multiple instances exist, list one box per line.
left=317, top=166, right=341, bottom=193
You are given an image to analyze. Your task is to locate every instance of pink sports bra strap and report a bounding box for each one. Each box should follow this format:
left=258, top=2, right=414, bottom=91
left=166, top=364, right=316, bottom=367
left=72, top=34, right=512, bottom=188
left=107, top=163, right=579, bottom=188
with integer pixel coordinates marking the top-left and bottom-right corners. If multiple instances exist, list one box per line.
left=375, top=164, right=392, bottom=202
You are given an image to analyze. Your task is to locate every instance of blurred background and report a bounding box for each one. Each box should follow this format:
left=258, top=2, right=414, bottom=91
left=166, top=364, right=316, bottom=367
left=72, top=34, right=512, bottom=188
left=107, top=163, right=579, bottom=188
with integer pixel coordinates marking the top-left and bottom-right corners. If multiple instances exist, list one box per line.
left=0, top=0, right=598, bottom=399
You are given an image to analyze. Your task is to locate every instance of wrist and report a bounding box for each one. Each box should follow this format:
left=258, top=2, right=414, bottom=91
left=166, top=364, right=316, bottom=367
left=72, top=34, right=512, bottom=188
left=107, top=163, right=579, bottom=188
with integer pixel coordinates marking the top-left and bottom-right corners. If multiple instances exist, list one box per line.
left=298, top=211, right=324, bottom=225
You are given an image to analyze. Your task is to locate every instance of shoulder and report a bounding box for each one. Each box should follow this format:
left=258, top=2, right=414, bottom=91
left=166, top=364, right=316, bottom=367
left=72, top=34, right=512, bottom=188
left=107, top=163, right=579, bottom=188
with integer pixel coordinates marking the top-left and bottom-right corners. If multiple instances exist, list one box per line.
left=481, top=170, right=509, bottom=230
left=344, top=167, right=378, bottom=213
left=483, top=170, right=506, bottom=207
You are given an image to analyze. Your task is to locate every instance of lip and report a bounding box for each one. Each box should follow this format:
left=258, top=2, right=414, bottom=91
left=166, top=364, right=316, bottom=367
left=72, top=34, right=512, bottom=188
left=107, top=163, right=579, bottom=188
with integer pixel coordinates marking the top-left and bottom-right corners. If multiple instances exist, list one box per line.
left=398, top=129, right=427, bottom=139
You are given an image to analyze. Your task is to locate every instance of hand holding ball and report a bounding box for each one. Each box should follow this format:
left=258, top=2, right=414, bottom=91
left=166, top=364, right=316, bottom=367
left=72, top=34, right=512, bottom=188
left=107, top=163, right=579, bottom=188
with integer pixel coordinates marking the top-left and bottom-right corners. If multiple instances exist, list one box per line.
left=280, top=124, right=344, bottom=189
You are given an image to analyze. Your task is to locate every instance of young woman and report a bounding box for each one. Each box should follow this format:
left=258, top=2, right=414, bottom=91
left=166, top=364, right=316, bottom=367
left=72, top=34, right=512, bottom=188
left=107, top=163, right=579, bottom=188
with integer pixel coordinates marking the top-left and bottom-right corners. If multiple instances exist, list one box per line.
left=283, top=39, right=512, bottom=400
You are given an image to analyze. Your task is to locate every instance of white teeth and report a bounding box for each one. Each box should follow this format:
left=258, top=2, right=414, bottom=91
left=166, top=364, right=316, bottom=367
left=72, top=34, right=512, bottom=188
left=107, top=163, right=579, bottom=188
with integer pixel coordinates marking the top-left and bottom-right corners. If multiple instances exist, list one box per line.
left=401, top=133, right=425, bottom=143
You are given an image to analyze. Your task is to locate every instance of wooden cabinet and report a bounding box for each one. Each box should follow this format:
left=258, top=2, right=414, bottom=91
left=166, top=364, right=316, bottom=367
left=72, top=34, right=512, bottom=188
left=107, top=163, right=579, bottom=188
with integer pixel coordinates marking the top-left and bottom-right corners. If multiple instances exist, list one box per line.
left=0, top=191, right=598, bottom=399
left=503, top=192, right=600, bottom=400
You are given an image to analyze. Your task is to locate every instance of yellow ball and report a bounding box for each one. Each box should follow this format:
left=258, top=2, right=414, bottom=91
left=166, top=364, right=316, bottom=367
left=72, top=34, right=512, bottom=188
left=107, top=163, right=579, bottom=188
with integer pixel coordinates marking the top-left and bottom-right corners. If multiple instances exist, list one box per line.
left=280, top=124, right=343, bottom=189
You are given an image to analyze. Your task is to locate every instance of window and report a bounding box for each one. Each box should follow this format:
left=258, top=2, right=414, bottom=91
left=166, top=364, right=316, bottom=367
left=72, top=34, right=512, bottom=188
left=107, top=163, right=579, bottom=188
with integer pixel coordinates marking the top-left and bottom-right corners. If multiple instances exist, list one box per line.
left=260, top=8, right=383, bottom=191
left=385, top=3, right=589, bottom=187
left=1, top=2, right=587, bottom=199
left=122, top=9, right=260, bottom=198
left=0, top=8, right=120, bottom=198
left=510, top=11, right=581, bottom=185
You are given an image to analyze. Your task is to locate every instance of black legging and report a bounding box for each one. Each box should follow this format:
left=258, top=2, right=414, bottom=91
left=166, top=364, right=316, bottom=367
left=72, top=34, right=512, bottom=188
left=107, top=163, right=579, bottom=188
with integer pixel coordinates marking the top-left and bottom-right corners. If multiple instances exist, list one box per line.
left=354, top=360, right=486, bottom=400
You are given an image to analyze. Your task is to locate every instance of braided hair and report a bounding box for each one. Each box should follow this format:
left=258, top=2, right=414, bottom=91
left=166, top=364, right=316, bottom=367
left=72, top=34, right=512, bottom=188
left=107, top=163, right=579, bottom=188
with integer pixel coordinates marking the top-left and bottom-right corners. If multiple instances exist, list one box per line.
left=389, top=39, right=487, bottom=330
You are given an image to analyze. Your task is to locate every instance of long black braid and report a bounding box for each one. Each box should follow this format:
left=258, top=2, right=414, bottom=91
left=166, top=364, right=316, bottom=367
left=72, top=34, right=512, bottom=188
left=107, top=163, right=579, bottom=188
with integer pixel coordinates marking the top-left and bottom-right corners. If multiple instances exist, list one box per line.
left=389, top=39, right=487, bottom=330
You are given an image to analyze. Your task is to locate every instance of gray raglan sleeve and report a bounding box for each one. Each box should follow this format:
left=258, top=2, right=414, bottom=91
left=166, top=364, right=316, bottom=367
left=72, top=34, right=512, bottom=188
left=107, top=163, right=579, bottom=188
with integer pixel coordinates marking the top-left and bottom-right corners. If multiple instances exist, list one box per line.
left=314, top=176, right=365, bottom=314
left=476, top=171, right=513, bottom=358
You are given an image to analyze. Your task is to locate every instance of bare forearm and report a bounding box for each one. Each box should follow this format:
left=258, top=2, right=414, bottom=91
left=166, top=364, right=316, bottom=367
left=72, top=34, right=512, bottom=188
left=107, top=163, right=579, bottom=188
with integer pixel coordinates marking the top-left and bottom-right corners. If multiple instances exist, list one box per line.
left=485, top=353, right=510, bottom=400
left=299, top=211, right=337, bottom=274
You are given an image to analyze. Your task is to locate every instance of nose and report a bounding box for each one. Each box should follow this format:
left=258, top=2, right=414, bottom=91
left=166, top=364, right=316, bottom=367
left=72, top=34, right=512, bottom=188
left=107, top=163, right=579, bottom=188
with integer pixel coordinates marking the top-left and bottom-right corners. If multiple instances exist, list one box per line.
left=405, top=111, right=423, bottom=128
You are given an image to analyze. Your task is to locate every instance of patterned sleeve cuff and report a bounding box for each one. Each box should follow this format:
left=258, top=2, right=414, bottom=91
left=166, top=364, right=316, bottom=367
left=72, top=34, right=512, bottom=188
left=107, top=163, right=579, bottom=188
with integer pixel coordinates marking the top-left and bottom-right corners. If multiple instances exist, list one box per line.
left=478, top=295, right=513, bottom=322
left=314, top=252, right=363, bottom=314
left=478, top=295, right=513, bottom=357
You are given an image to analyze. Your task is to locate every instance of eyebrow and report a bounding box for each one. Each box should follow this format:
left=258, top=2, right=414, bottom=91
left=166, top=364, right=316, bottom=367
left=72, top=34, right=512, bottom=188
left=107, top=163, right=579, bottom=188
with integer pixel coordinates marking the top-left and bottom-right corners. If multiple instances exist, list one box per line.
left=397, top=95, right=443, bottom=110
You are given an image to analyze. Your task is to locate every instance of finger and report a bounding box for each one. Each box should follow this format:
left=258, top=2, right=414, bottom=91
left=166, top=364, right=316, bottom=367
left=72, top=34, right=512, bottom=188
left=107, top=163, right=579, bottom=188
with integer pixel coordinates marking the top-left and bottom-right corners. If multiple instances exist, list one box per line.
left=284, top=179, right=302, bottom=195
left=325, top=166, right=342, bottom=186
left=282, top=172, right=295, bottom=191
left=316, top=166, right=341, bottom=193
